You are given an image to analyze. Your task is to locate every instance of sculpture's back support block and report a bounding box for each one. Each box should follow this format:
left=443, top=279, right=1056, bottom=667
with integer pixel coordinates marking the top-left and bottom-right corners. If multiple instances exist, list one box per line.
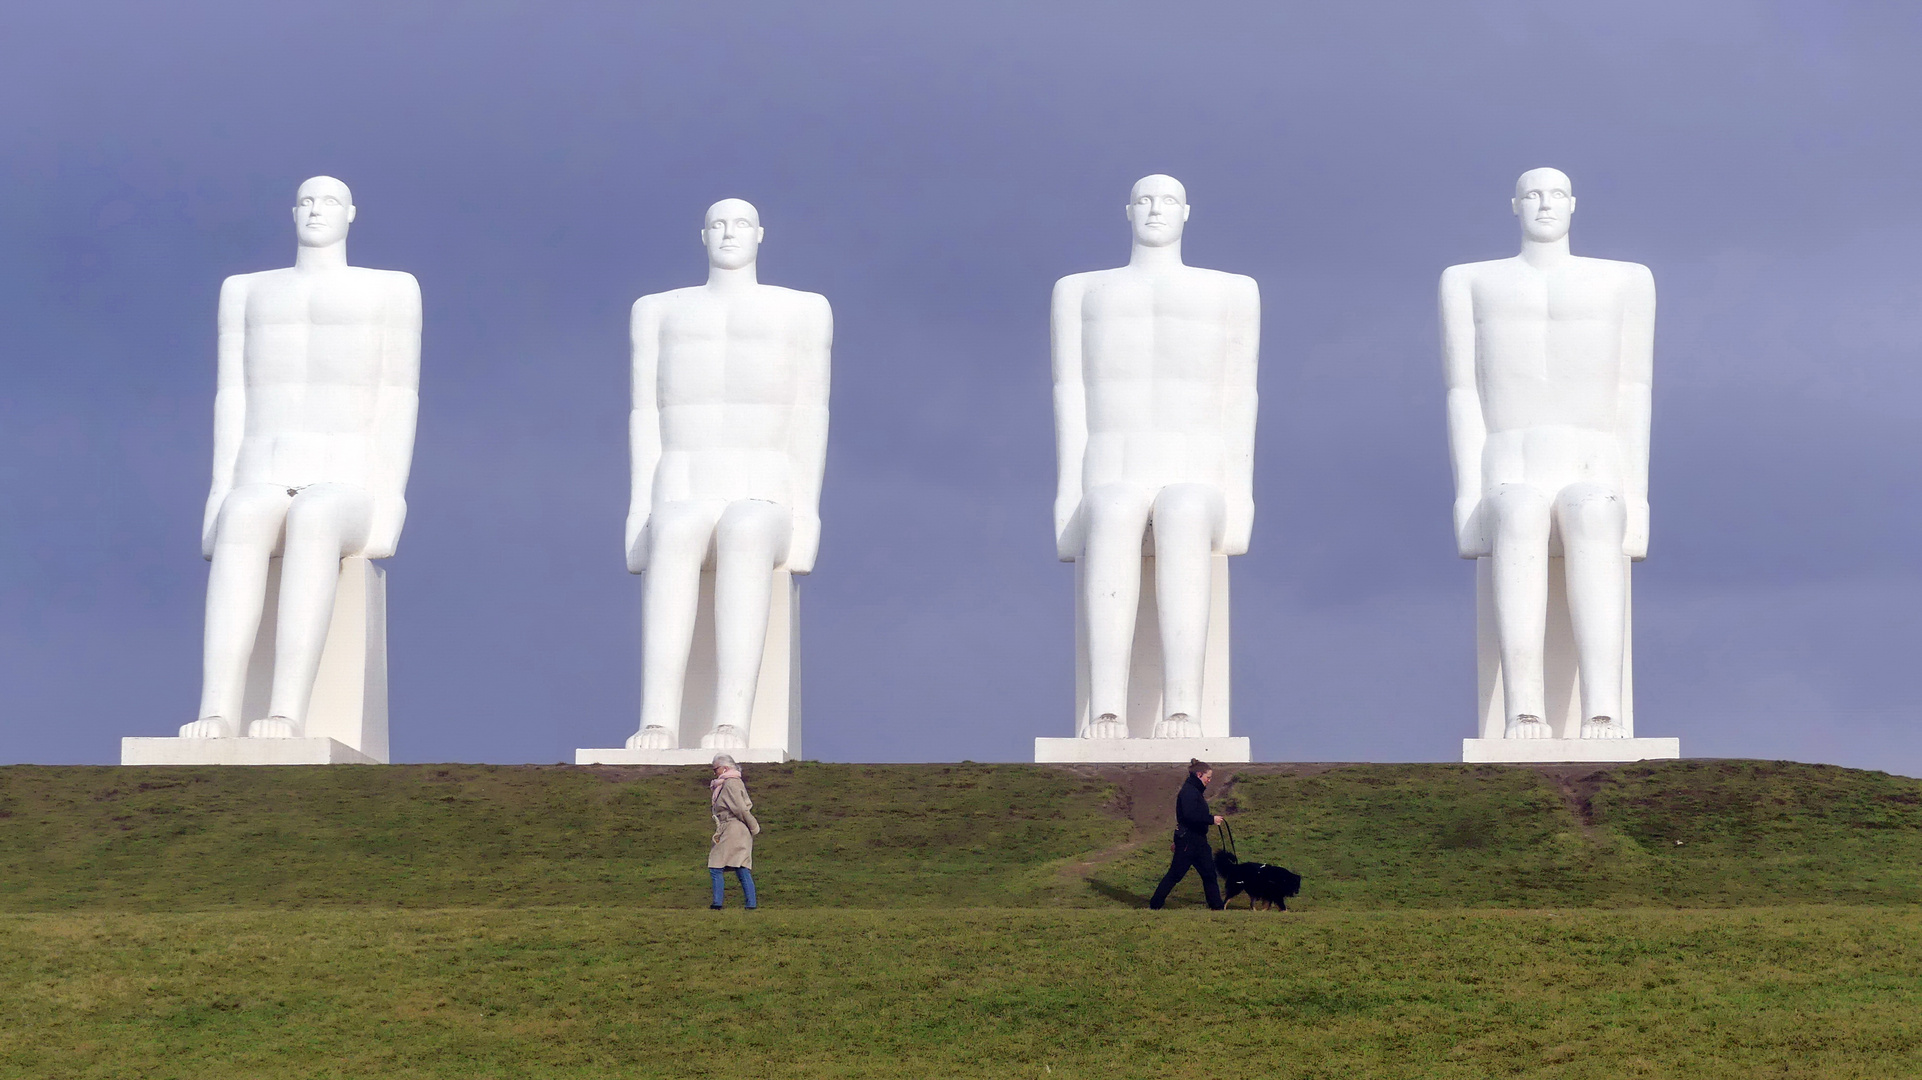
left=1037, top=554, right=1250, bottom=763
left=123, top=557, right=389, bottom=766
left=577, top=569, right=798, bottom=765
left=1465, top=556, right=1675, bottom=763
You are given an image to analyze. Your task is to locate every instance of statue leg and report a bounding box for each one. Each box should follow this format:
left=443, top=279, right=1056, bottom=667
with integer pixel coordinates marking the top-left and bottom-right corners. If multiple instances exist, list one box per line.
left=187, top=485, right=291, bottom=738
left=633, top=502, right=724, bottom=750
left=1081, top=484, right=1153, bottom=738
left=707, top=500, right=792, bottom=748
left=1486, top=483, right=1553, bottom=738
left=1556, top=483, right=1628, bottom=738
left=257, top=485, right=371, bottom=736
left=1149, top=484, right=1224, bottom=738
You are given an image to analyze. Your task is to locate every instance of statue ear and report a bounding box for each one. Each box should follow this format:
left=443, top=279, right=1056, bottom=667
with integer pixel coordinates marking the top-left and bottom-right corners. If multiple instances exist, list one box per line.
left=347, top=205, right=358, bottom=224
left=1566, top=195, right=1577, bottom=215
left=1510, top=197, right=1521, bottom=217
left=1182, top=205, right=1191, bottom=223
left=756, top=227, right=766, bottom=243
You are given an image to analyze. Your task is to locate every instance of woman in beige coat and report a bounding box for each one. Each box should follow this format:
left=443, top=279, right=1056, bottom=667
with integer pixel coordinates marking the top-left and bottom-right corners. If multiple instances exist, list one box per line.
left=708, top=755, right=761, bottom=909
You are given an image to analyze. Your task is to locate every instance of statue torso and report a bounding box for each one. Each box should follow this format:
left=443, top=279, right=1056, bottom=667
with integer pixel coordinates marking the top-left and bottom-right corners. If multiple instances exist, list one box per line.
left=1455, top=254, right=1645, bottom=491
left=234, top=266, right=412, bottom=490
left=648, top=283, right=823, bottom=505
left=1071, top=264, right=1251, bottom=491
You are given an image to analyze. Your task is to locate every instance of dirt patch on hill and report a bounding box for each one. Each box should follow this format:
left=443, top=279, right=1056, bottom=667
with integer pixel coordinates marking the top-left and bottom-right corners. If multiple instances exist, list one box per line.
left=1045, top=763, right=1353, bottom=885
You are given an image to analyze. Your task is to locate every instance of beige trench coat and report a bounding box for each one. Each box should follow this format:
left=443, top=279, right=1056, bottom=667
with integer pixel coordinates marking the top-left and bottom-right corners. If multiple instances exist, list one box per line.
left=708, top=776, right=761, bottom=869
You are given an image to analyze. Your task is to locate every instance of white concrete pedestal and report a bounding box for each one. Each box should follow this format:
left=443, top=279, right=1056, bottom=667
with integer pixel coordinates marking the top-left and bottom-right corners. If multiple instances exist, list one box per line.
left=577, top=569, right=800, bottom=766
left=1469, top=556, right=1678, bottom=763
left=1035, top=736, right=1250, bottom=763
left=121, top=736, right=378, bottom=765
left=1462, top=737, right=1679, bottom=764
left=122, top=557, right=391, bottom=765
left=1036, top=553, right=1245, bottom=763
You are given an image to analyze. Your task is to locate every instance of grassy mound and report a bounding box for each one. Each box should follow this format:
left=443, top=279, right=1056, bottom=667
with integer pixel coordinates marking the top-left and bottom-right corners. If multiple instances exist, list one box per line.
left=2, top=759, right=1919, bottom=911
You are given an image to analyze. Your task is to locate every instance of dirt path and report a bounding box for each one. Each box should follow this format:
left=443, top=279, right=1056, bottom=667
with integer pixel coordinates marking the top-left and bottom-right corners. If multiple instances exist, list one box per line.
left=1047, top=763, right=1350, bottom=887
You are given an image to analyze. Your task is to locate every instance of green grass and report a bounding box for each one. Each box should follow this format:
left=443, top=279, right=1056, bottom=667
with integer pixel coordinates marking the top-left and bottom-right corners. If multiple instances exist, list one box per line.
left=1096, top=761, right=1922, bottom=908
left=0, top=762, right=1125, bottom=911
left=5, top=760, right=1916, bottom=911
left=4, top=759, right=1920, bottom=1076
left=4, top=907, right=1918, bottom=1079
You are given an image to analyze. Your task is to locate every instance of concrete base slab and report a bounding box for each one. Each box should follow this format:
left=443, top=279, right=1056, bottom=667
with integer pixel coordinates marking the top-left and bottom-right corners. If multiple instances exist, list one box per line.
left=121, top=737, right=378, bottom=766
left=1035, top=736, right=1251, bottom=764
left=575, top=747, right=792, bottom=766
left=1462, top=737, right=1680, bottom=764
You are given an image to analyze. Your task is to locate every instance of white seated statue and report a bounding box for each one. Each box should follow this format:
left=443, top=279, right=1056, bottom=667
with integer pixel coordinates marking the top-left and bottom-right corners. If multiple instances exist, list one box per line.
left=593, top=198, right=828, bottom=763
left=1037, top=175, right=1257, bottom=763
left=126, top=176, right=418, bottom=765
left=1442, top=167, right=1676, bottom=763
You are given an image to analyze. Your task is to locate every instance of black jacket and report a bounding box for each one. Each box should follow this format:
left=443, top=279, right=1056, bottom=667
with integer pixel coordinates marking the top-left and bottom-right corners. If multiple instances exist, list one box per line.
left=1174, top=773, right=1214, bottom=841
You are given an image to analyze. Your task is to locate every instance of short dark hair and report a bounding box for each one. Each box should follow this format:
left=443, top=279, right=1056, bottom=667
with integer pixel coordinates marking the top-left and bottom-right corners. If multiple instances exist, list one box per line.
left=1189, top=758, right=1212, bottom=774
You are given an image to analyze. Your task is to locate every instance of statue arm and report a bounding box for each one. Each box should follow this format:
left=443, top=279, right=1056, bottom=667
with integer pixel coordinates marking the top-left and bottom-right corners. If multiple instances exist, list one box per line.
left=626, top=297, right=663, bottom=574
left=203, top=275, right=249, bottom=559
left=1619, top=265, right=1655, bottom=560
left=363, top=274, right=422, bottom=559
left=1440, top=266, right=1488, bottom=559
left=1220, top=275, right=1260, bottom=555
left=783, top=295, right=832, bottom=575
left=1051, top=277, right=1087, bottom=562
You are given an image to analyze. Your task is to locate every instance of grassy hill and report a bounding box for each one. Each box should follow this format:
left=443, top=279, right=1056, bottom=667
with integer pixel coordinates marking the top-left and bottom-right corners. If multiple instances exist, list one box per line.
left=3, top=759, right=1918, bottom=911
left=5, top=759, right=1920, bottom=1078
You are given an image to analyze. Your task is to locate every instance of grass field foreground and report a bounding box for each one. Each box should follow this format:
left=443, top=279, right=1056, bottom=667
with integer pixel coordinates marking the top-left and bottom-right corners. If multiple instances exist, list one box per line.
left=3, top=906, right=1918, bottom=1079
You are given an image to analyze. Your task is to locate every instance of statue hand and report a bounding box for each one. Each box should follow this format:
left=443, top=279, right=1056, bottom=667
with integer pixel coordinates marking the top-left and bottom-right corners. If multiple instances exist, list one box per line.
left=201, top=490, right=227, bottom=561
left=1454, top=496, right=1489, bottom=559
left=1054, top=501, right=1083, bottom=562
left=784, top=514, right=820, bottom=575
left=1222, top=497, right=1255, bottom=556
left=625, top=515, right=649, bottom=574
left=1624, top=500, right=1650, bottom=561
left=361, top=497, right=406, bottom=559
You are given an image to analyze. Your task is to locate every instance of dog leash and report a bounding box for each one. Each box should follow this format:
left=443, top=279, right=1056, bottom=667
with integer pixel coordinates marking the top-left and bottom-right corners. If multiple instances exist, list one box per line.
left=1214, top=820, right=1237, bottom=858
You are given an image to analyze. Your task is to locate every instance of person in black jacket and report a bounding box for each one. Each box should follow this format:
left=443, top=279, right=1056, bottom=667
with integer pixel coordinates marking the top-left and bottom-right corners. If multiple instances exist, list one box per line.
left=1148, top=759, right=1226, bottom=910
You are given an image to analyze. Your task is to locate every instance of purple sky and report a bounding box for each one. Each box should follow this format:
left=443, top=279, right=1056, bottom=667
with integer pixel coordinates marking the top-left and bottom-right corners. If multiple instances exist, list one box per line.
left=4, top=2, right=1920, bottom=772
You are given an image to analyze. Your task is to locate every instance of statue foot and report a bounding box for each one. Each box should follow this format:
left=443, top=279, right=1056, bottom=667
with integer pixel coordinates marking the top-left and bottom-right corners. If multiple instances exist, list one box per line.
left=1151, top=713, right=1202, bottom=739
left=178, top=716, right=235, bottom=739
left=1084, top=713, right=1127, bottom=739
left=248, top=716, right=300, bottom=738
left=1505, top=714, right=1552, bottom=740
left=627, top=726, right=675, bottom=751
left=701, top=725, right=748, bottom=750
left=1582, top=716, right=1628, bottom=739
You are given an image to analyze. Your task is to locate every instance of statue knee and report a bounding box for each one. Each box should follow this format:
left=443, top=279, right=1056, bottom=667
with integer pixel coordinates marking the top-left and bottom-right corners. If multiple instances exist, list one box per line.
left=213, top=488, right=287, bottom=549
left=1085, top=486, right=1148, bottom=535
left=1487, top=485, right=1551, bottom=542
left=1558, top=488, right=1626, bottom=540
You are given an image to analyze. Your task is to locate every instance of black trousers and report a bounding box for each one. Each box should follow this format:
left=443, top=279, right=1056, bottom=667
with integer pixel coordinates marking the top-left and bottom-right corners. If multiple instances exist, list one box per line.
left=1149, top=836, right=1224, bottom=910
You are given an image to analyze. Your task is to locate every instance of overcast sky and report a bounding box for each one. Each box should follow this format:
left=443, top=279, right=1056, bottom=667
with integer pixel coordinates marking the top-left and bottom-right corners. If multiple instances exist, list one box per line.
left=4, top=1, right=1919, bottom=773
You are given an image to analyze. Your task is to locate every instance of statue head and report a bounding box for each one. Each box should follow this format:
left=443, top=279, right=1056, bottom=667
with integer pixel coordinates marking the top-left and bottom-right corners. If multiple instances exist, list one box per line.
left=1126, top=174, right=1189, bottom=248
left=703, top=198, right=763, bottom=271
left=1512, top=168, right=1575, bottom=243
left=292, top=176, right=355, bottom=248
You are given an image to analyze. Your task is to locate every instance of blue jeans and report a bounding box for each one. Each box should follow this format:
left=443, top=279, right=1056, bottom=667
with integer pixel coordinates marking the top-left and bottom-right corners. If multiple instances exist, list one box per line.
left=710, top=867, right=757, bottom=908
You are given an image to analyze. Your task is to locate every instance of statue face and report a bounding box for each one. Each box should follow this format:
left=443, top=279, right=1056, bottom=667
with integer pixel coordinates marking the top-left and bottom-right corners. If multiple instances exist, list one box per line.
left=703, top=199, right=763, bottom=271
left=1126, top=174, right=1189, bottom=248
left=1512, top=168, right=1575, bottom=243
left=292, top=176, right=355, bottom=247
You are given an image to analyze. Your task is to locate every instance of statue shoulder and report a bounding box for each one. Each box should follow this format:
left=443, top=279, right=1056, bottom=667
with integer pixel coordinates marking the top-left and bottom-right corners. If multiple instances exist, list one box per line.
left=764, top=283, right=831, bottom=312
left=636, top=285, right=702, bottom=311
left=1190, top=265, right=1259, bottom=297
left=1440, top=257, right=1514, bottom=284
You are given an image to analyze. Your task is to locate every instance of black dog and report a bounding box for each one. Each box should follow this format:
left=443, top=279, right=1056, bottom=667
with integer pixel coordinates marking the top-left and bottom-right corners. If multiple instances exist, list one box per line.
left=1214, top=849, right=1303, bottom=911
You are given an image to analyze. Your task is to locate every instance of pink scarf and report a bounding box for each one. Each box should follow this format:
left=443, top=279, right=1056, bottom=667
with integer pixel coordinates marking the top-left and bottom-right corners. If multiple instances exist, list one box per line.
left=710, top=766, right=743, bottom=805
